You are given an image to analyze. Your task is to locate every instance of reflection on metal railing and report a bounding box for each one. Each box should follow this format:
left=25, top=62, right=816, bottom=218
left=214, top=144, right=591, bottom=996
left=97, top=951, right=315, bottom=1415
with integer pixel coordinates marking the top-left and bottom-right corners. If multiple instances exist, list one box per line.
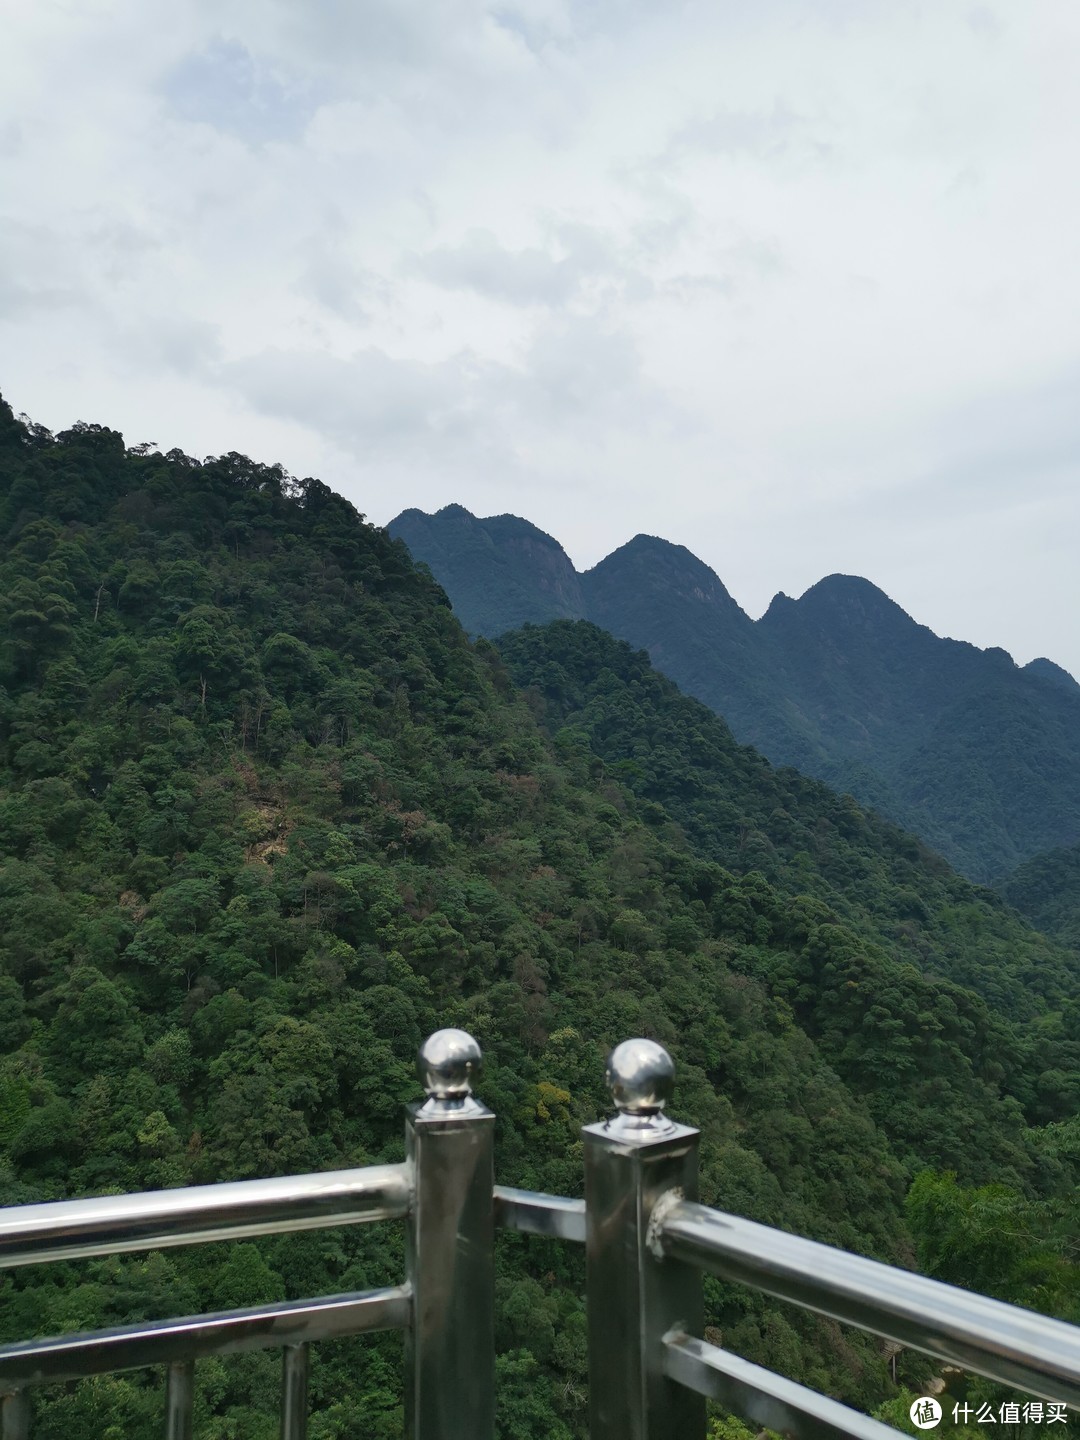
left=1, top=1027, right=1079, bottom=1440
left=0, top=1026, right=493, bottom=1440
left=0, top=1164, right=412, bottom=1269
left=583, top=1036, right=1080, bottom=1440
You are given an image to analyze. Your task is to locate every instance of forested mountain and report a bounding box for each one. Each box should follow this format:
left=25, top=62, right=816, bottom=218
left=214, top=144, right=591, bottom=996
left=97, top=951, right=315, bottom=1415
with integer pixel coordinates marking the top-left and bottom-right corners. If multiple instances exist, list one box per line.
left=388, top=505, right=1080, bottom=883
left=2, top=400, right=1079, bottom=1437
left=999, top=840, right=1080, bottom=952
left=497, top=620, right=1080, bottom=1143
left=390, top=506, right=584, bottom=638
left=1022, top=657, right=1080, bottom=697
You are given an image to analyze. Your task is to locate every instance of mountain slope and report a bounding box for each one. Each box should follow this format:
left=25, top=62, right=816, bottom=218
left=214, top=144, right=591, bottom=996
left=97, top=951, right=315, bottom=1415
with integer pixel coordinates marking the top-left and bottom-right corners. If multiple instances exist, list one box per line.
left=4, top=400, right=1080, bottom=1427
left=580, top=533, right=794, bottom=750
left=389, top=504, right=584, bottom=637
left=0, top=396, right=990, bottom=1429
left=497, top=620, right=1080, bottom=1108
left=758, top=577, right=1080, bottom=879
left=1024, top=657, right=1080, bottom=697
left=999, top=840, right=1080, bottom=951
left=391, top=505, right=1080, bottom=882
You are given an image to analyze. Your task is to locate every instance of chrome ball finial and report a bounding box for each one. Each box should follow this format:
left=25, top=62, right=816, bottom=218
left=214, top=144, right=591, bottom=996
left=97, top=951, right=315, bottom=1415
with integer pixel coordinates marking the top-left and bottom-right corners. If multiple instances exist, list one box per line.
left=418, top=1028, right=482, bottom=1110
left=605, top=1038, right=675, bottom=1133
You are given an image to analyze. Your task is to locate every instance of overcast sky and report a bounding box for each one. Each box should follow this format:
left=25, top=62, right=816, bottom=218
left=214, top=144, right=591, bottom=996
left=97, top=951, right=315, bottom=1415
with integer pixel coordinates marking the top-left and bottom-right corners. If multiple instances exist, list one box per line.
left=3, top=0, right=1079, bottom=676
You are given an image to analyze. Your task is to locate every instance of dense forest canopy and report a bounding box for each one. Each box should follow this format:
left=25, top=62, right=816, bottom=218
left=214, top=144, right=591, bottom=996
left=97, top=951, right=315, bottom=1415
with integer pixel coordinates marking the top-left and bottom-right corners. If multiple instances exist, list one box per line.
left=1, top=396, right=1078, bottom=1437
left=999, top=840, right=1080, bottom=953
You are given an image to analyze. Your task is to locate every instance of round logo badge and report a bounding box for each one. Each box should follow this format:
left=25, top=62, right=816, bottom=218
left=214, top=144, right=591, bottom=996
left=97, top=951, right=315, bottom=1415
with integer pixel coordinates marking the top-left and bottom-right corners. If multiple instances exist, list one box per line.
left=910, top=1398, right=943, bottom=1430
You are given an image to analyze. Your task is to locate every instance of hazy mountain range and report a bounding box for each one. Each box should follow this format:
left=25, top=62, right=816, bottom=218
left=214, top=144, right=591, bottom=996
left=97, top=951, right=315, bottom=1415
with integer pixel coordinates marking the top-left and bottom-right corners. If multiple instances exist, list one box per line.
left=389, top=504, right=1080, bottom=884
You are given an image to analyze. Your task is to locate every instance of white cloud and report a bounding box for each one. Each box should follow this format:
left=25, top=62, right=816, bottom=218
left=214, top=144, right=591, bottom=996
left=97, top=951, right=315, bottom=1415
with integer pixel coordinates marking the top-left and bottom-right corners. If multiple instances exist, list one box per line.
left=2, top=0, right=1080, bottom=675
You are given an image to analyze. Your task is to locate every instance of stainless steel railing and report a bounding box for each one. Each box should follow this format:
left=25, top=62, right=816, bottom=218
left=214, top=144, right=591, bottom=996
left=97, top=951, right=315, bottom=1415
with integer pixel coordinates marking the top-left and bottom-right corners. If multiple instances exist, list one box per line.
left=0, top=1158, right=414, bottom=1439
left=0, top=1028, right=495, bottom=1440
left=657, top=1199, right=1080, bottom=1403
left=2, top=1027, right=1079, bottom=1440
left=0, top=1164, right=412, bottom=1268
left=580, top=1036, right=1080, bottom=1440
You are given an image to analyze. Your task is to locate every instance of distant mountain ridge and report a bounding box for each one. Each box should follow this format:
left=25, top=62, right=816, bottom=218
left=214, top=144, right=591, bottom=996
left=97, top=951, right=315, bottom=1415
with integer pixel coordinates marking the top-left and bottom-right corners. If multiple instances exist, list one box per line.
left=388, top=505, right=1080, bottom=883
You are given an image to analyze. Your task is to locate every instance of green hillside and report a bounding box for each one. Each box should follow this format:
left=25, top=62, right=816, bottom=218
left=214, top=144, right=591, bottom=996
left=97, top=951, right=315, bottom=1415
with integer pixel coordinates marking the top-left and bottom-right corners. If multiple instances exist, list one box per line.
left=999, top=840, right=1080, bottom=951
left=2, top=401, right=1078, bottom=1435
left=496, top=620, right=1080, bottom=1125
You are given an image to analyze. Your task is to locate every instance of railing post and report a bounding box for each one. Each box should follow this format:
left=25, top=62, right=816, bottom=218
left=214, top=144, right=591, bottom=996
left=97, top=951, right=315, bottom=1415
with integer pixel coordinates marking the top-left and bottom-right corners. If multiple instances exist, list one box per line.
left=280, top=1343, right=309, bottom=1439
left=1, top=1390, right=30, bottom=1440
left=405, top=1029, right=495, bottom=1440
left=583, top=1039, right=705, bottom=1440
left=164, top=1358, right=194, bottom=1440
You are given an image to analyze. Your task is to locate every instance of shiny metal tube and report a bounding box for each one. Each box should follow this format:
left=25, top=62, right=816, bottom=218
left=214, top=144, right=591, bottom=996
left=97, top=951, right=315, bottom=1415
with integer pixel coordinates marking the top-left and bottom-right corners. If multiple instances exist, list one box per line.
left=658, top=1201, right=1080, bottom=1407
left=663, top=1332, right=903, bottom=1440
left=0, top=1164, right=411, bottom=1269
left=0, top=1286, right=411, bottom=1389
left=0, top=1390, right=30, bottom=1440
left=165, top=1359, right=194, bottom=1440
left=405, top=1029, right=496, bottom=1440
left=584, top=1036, right=706, bottom=1440
left=280, top=1343, right=309, bottom=1440
left=493, top=1187, right=585, bottom=1243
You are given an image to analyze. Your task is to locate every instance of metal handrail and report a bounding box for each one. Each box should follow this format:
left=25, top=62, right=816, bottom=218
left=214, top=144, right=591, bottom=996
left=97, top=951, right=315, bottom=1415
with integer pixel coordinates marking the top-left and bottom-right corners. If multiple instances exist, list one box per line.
left=3, top=1028, right=1080, bottom=1440
left=663, top=1332, right=904, bottom=1440
left=581, top=1035, right=1080, bottom=1440
left=493, top=1186, right=585, bottom=1243
left=0, top=1027, right=496, bottom=1440
left=0, top=1163, right=411, bottom=1269
left=0, top=1286, right=411, bottom=1389
left=655, top=1197, right=1080, bottom=1408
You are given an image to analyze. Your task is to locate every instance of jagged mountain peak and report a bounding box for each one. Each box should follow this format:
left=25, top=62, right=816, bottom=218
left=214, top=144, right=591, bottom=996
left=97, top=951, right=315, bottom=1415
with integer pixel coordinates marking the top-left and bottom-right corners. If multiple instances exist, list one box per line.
left=477, top=511, right=570, bottom=548
left=1024, top=656, right=1080, bottom=695
left=778, top=573, right=916, bottom=626
left=387, top=504, right=584, bottom=637
left=391, top=502, right=475, bottom=527
left=394, top=504, right=568, bottom=550
left=594, top=532, right=713, bottom=568
left=586, top=533, right=747, bottom=616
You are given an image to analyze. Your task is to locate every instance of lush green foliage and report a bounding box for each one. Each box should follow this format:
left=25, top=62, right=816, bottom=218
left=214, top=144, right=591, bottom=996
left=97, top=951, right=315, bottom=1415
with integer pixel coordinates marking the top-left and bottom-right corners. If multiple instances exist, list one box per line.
left=497, top=620, right=1080, bottom=1148
left=393, top=507, right=1080, bottom=882
left=1, top=400, right=1077, bottom=1434
left=999, top=839, right=1080, bottom=952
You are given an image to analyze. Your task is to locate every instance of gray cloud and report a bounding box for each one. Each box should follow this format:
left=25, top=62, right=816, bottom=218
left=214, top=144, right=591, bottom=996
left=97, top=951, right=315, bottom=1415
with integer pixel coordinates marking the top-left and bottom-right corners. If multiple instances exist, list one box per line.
left=666, top=102, right=835, bottom=168
left=0, top=220, right=88, bottom=318
left=113, top=316, right=223, bottom=377
left=221, top=307, right=682, bottom=466
left=412, top=226, right=617, bottom=306
left=0, top=274, right=81, bottom=320
left=851, top=360, right=1080, bottom=524
left=295, top=233, right=394, bottom=325
left=222, top=345, right=490, bottom=452
left=162, top=38, right=316, bottom=145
